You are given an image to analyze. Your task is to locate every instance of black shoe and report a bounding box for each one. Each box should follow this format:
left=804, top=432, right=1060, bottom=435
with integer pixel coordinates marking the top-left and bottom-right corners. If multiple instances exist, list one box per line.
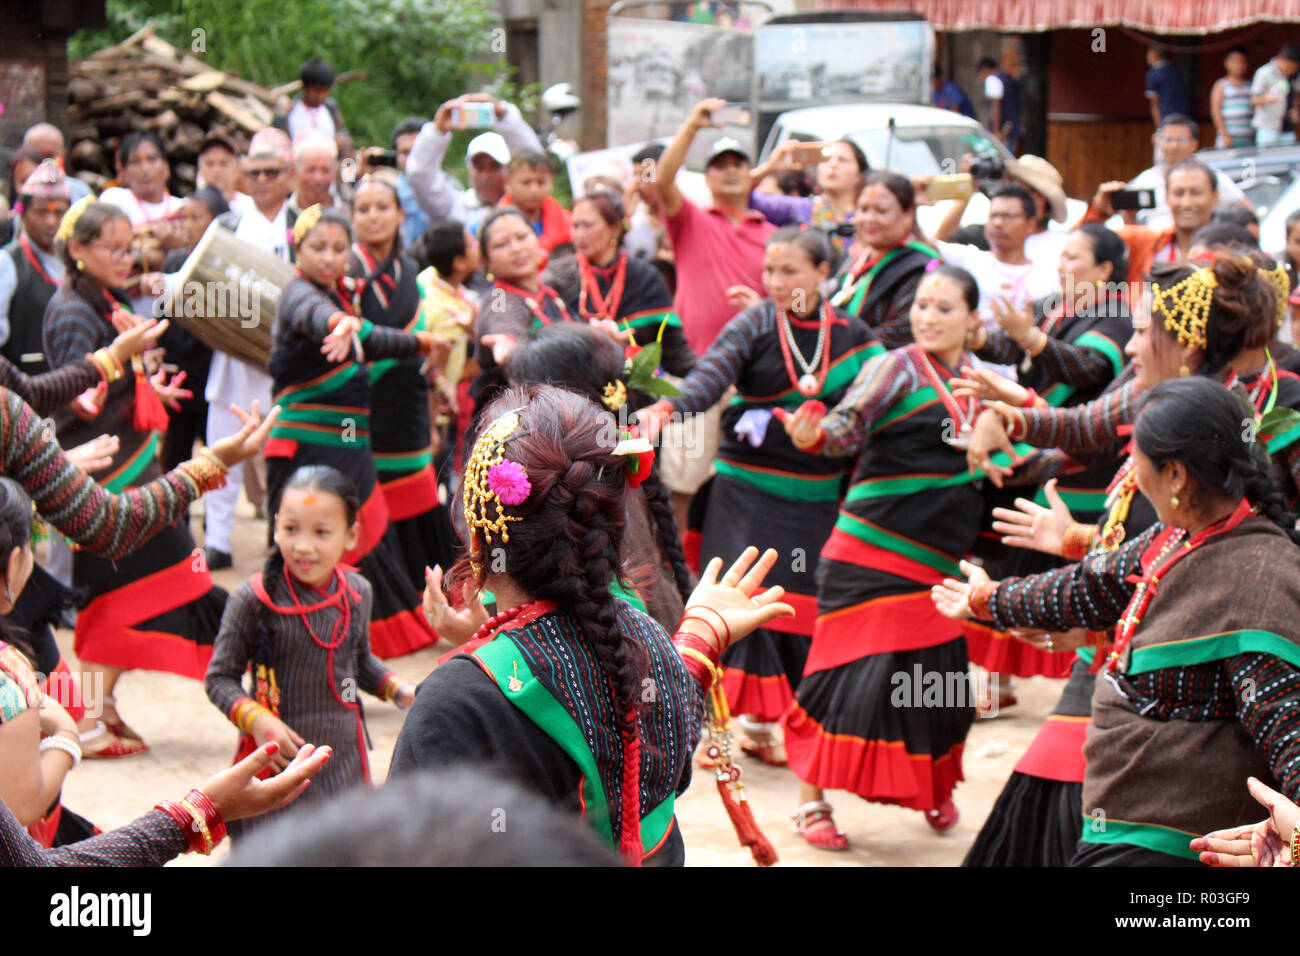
left=205, top=547, right=233, bottom=571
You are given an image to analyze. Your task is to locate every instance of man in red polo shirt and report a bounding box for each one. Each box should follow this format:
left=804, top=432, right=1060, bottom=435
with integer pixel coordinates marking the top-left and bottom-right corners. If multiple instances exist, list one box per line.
left=651, top=97, right=774, bottom=528
left=656, top=97, right=774, bottom=354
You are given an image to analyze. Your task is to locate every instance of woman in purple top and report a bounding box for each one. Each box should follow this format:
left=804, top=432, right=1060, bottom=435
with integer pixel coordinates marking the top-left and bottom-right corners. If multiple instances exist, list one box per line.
left=748, top=139, right=868, bottom=269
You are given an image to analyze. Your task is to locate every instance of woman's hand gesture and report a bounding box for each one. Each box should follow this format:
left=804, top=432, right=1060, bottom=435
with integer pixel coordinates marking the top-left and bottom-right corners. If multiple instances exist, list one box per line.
left=682, top=547, right=795, bottom=654
left=150, top=367, right=192, bottom=412
left=965, top=406, right=1020, bottom=488
left=783, top=400, right=824, bottom=451
left=322, top=314, right=362, bottom=363
left=992, top=296, right=1036, bottom=340
left=1192, top=777, right=1300, bottom=867
left=931, top=559, right=991, bottom=621
left=65, top=433, right=120, bottom=474
left=951, top=365, right=1028, bottom=407
left=107, top=318, right=168, bottom=368
left=208, top=400, right=281, bottom=468
left=422, top=564, right=489, bottom=646
left=199, top=740, right=333, bottom=822
left=991, top=478, right=1075, bottom=555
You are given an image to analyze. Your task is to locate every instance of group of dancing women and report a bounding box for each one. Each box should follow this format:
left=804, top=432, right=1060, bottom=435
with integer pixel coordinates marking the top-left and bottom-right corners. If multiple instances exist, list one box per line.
left=4, top=151, right=1300, bottom=868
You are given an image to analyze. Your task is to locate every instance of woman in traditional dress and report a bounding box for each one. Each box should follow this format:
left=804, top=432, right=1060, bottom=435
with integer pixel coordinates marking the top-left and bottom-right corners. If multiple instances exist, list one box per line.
left=348, top=175, right=456, bottom=590
left=639, top=225, right=880, bottom=764
left=830, top=172, right=940, bottom=349
left=958, top=223, right=1134, bottom=688
left=936, top=376, right=1300, bottom=866
left=545, top=187, right=696, bottom=407
left=778, top=264, right=986, bottom=847
left=959, top=251, right=1300, bottom=866
left=470, top=208, right=576, bottom=419
left=42, top=200, right=222, bottom=757
left=266, top=205, right=445, bottom=658
left=392, top=383, right=796, bottom=865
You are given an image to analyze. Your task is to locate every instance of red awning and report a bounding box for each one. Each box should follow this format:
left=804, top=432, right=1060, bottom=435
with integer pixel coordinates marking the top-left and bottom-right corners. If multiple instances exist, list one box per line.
left=817, top=0, right=1300, bottom=33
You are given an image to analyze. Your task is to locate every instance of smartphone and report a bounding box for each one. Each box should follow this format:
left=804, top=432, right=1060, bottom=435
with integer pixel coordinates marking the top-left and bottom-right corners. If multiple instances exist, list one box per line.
left=1110, top=188, right=1156, bottom=211
left=790, top=142, right=830, bottom=165
left=711, top=104, right=752, bottom=127
left=369, top=150, right=399, bottom=168
left=450, top=102, right=495, bottom=130
left=927, top=173, right=975, bottom=201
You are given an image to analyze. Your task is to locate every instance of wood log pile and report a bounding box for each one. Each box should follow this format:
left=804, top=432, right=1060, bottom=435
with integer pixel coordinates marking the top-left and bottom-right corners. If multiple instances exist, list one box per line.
left=66, top=23, right=287, bottom=195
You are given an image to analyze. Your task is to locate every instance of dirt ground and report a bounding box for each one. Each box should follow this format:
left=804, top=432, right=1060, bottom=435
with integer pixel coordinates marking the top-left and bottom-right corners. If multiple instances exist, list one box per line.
left=54, top=494, right=1064, bottom=867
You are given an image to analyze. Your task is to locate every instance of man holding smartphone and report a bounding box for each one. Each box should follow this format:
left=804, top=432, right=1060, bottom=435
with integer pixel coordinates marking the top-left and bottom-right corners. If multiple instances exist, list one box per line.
left=404, top=93, right=543, bottom=235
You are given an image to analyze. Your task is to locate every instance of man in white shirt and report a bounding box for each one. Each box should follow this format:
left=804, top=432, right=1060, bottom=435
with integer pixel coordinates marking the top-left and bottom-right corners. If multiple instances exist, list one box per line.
left=1251, top=45, right=1300, bottom=147
left=405, top=93, right=543, bottom=235
left=1127, top=114, right=1250, bottom=230
left=936, top=184, right=1061, bottom=332
left=201, top=128, right=296, bottom=569
left=278, top=58, right=352, bottom=156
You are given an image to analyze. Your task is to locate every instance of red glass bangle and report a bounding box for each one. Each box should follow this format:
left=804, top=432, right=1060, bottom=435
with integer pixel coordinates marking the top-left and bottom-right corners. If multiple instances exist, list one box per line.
left=673, top=631, right=719, bottom=664
left=679, top=656, right=713, bottom=689
left=677, top=615, right=721, bottom=650
left=184, top=788, right=228, bottom=847
left=154, top=799, right=207, bottom=855
left=684, top=605, right=731, bottom=643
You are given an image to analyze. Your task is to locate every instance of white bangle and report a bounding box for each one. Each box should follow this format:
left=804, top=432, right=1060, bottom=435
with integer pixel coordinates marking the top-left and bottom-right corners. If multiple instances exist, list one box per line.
left=40, top=734, right=82, bottom=767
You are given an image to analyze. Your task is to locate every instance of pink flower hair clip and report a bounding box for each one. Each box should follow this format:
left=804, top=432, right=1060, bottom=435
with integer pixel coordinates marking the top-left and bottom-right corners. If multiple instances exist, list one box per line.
left=486, top=459, right=531, bottom=506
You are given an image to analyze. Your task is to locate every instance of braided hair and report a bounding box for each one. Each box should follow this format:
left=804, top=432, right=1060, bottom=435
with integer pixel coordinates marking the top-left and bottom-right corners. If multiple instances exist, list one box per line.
left=1135, top=377, right=1300, bottom=545
left=450, top=384, right=651, bottom=858
left=506, top=323, right=693, bottom=602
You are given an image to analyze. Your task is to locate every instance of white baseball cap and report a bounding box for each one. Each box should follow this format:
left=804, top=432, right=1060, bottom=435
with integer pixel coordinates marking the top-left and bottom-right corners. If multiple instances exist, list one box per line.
left=466, top=132, right=511, bottom=166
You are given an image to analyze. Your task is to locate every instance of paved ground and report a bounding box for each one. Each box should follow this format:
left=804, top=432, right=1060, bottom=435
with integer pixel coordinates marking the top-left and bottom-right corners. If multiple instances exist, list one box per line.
left=54, top=495, right=1063, bottom=866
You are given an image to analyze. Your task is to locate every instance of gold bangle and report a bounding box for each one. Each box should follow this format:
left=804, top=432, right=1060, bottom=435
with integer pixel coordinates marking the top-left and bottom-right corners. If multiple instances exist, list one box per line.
left=677, top=646, right=720, bottom=688
left=197, top=447, right=230, bottom=475
left=1061, top=522, right=1098, bottom=561
left=1291, top=824, right=1300, bottom=867
left=178, top=449, right=230, bottom=493
left=178, top=797, right=215, bottom=854
left=1026, top=328, right=1049, bottom=357
left=91, top=349, right=124, bottom=383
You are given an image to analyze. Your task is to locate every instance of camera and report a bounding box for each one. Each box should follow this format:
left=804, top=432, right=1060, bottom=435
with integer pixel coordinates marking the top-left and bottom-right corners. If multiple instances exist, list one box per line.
left=969, top=153, right=1005, bottom=181
left=829, top=222, right=857, bottom=238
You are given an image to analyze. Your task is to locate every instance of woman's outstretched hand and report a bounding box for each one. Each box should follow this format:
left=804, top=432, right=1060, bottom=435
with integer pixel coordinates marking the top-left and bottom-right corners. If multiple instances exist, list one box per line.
left=199, top=740, right=333, bottom=823
left=1192, top=776, right=1300, bottom=867
left=991, top=478, right=1075, bottom=555
left=931, top=559, right=992, bottom=621
left=682, top=546, right=795, bottom=653
left=208, top=400, right=281, bottom=468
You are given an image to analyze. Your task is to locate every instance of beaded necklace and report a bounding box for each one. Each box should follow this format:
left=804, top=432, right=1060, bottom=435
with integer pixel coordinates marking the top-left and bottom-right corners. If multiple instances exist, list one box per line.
left=776, top=299, right=833, bottom=397
left=1106, top=498, right=1253, bottom=673
left=493, top=279, right=571, bottom=327
left=914, top=344, right=977, bottom=448
left=577, top=252, right=628, bottom=323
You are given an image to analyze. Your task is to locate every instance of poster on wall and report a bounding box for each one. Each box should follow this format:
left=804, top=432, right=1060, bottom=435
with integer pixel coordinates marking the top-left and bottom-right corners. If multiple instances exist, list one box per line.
left=606, top=18, right=754, bottom=155
left=755, top=20, right=932, bottom=114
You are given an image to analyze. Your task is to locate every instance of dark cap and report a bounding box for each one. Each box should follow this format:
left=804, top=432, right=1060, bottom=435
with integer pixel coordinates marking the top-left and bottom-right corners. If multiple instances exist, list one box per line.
left=198, top=132, right=241, bottom=158
left=706, top=136, right=751, bottom=168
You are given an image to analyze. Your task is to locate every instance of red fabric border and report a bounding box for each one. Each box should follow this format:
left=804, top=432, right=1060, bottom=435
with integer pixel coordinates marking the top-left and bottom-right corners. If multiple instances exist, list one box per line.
left=379, top=465, right=440, bottom=522
left=820, top=526, right=949, bottom=586
left=369, top=606, right=438, bottom=659
left=962, top=620, right=1077, bottom=678
left=782, top=701, right=965, bottom=810
left=1013, top=714, right=1089, bottom=782
left=721, top=668, right=794, bottom=722
left=345, top=484, right=391, bottom=564
left=805, top=592, right=961, bottom=673
left=759, top=591, right=816, bottom=636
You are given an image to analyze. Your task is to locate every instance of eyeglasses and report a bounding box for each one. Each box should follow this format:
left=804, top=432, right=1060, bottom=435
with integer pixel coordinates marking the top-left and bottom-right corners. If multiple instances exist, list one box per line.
left=87, top=243, right=134, bottom=261
left=246, top=168, right=285, bottom=180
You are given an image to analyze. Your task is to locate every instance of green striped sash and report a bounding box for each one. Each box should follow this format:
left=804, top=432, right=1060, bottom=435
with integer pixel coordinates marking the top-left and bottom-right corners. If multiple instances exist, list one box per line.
left=473, top=635, right=675, bottom=852
left=1030, top=485, right=1109, bottom=514
left=715, top=457, right=844, bottom=503
left=374, top=447, right=433, bottom=473
left=1124, top=629, right=1300, bottom=675
left=103, top=432, right=160, bottom=494
left=273, top=362, right=363, bottom=406
left=832, top=508, right=962, bottom=577
left=1073, top=330, right=1125, bottom=379
left=1078, top=815, right=1199, bottom=861
left=271, top=405, right=371, bottom=448
left=731, top=341, right=884, bottom=411
left=623, top=308, right=680, bottom=332
left=839, top=241, right=938, bottom=316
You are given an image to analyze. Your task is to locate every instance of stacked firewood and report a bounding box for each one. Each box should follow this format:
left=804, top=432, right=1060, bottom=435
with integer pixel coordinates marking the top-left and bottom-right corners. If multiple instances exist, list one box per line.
left=66, top=23, right=288, bottom=194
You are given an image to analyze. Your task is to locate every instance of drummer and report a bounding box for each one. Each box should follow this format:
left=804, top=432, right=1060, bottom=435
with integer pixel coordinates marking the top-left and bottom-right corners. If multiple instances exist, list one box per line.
left=201, top=128, right=297, bottom=570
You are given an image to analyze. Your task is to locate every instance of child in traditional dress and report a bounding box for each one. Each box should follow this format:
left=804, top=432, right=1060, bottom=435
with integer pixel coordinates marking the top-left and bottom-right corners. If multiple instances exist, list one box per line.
left=205, top=465, right=417, bottom=838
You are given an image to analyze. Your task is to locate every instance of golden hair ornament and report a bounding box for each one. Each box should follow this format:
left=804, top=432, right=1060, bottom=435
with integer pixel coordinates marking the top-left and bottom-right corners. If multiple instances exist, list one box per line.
left=1261, top=262, right=1290, bottom=330
left=292, top=204, right=325, bottom=246
left=602, top=379, right=628, bottom=411
left=1152, top=267, right=1217, bottom=351
left=463, top=408, right=530, bottom=546
left=55, top=195, right=95, bottom=245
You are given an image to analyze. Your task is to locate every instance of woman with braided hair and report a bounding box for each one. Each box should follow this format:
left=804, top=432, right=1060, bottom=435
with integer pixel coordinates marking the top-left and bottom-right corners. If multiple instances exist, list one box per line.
left=954, top=251, right=1300, bottom=866
left=936, top=376, right=1300, bottom=865
left=391, top=384, right=795, bottom=865
left=505, top=322, right=691, bottom=631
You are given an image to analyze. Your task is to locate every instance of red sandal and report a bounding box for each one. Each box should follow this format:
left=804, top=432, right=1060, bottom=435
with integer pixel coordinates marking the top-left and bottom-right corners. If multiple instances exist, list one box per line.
left=924, top=799, right=960, bottom=832
left=79, top=721, right=149, bottom=759
left=793, top=801, right=850, bottom=850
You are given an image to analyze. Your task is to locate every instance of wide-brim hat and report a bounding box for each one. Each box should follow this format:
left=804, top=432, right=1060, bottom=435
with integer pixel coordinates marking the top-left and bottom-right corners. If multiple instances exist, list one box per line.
left=1005, top=154, right=1067, bottom=223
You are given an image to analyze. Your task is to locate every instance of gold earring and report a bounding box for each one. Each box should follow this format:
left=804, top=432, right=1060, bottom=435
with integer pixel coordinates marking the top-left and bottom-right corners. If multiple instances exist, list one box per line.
left=76, top=260, right=85, bottom=271
left=1170, top=493, right=1181, bottom=510
left=1178, top=361, right=1190, bottom=376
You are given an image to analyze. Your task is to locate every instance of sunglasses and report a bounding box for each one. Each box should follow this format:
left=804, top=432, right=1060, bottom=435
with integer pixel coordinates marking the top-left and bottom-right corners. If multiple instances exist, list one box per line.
left=246, top=168, right=285, bottom=180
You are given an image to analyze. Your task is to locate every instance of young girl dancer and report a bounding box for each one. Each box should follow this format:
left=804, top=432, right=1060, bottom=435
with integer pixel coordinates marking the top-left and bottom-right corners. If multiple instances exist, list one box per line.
left=205, top=465, right=417, bottom=839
